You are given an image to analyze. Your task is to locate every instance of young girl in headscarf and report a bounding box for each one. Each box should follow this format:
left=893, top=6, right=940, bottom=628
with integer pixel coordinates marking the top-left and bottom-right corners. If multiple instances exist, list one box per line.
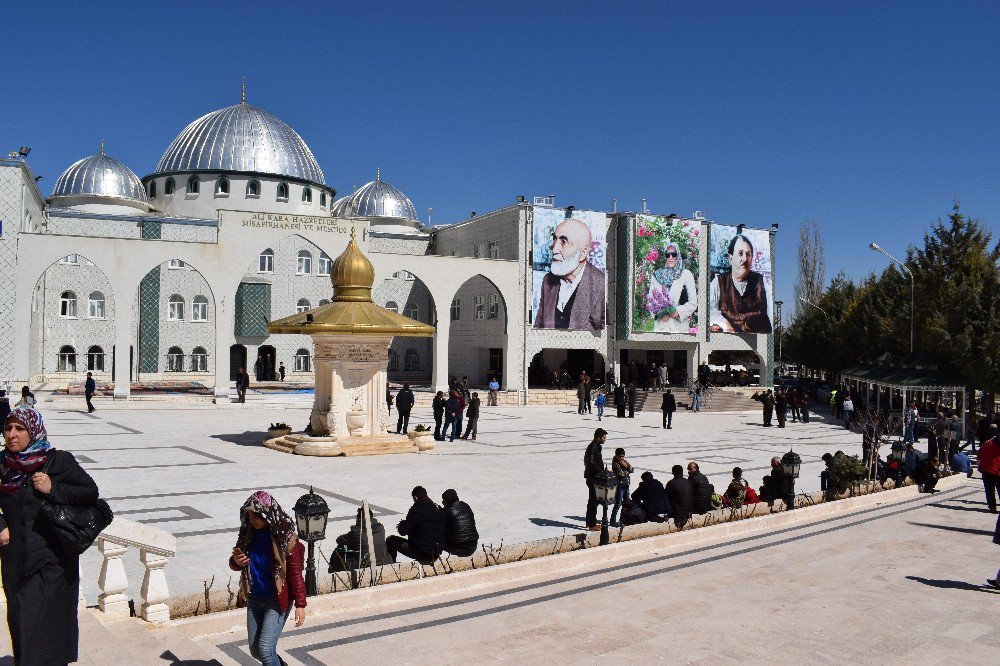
left=0, top=406, right=99, bottom=666
left=229, top=491, right=306, bottom=665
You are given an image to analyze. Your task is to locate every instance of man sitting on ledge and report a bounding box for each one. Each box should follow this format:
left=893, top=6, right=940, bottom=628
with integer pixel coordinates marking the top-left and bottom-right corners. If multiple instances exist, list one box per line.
left=913, top=456, right=942, bottom=493
left=441, top=489, right=479, bottom=557
left=386, top=486, right=445, bottom=563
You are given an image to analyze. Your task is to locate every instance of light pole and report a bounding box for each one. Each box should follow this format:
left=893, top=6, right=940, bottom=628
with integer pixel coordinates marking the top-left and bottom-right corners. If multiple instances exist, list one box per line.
left=797, top=297, right=827, bottom=318
left=293, top=487, right=330, bottom=596
left=593, top=467, right=619, bottom=546
left=781, top=449, right=802, bottom=510
left=775, top=300, right=783, bottom=374
left=868, top=242, right=914, bottom=353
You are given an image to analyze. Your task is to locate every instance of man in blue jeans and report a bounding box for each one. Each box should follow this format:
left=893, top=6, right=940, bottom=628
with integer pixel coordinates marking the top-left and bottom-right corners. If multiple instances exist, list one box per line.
left=904, top=401, right=918, bottom=443
left=444, top=391, right=462, bottom=441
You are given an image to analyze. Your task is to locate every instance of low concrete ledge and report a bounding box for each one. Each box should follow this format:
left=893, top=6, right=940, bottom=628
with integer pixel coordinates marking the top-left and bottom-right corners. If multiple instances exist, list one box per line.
left=162, top=473, right=967, bottom=630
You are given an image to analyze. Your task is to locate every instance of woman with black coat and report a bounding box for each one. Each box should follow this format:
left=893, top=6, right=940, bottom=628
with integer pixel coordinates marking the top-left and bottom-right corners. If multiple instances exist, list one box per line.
left=0, top=407, right=99, bottom=666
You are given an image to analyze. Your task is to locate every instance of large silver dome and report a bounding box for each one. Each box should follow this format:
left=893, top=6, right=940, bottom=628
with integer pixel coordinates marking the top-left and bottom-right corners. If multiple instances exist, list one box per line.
left=335, top=170, right=418, bottom=222
left=50, top=148, right=149, bottom=204
left=155, top=102, right=325, bottom=185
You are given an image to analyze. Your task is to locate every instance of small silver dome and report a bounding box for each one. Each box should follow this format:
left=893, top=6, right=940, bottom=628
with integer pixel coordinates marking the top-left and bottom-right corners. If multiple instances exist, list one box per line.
left=50, top=148, right=148, bottom=204
left=335, top=170, right=418, bottom=222
left=155, top=102, right=325, bottom=185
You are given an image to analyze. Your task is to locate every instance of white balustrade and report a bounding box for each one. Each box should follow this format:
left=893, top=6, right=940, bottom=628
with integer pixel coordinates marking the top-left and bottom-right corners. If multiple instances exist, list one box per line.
left=92, top=517, right=177, bottom=622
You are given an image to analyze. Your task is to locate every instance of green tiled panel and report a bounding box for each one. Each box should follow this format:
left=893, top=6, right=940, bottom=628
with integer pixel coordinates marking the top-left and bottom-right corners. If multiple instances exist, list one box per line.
left=141, top=220, right=162, bottom=240
left=235, top=282, right=271, bottom=337
left=138, top=267, right=160, bottom=372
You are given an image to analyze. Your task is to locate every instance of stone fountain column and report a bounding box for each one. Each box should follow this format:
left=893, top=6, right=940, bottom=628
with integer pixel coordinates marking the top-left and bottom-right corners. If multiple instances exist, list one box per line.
left=312, top=334, right=391, bottom=438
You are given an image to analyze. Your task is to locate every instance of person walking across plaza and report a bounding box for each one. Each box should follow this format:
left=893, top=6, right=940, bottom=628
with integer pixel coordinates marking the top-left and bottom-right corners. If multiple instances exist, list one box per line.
left=843, top=394, right=854, bottom=430
left=0, top=406, right=101, bottom=666
left=487, top=377, right=500, bottom=406
left=229, top=491, right=306, bottom=666
left=583, top=428, right=607, bottom=531
left=595, top=389, right=606, bottom=421
left=977, top=426, right=999, bottom=513
left=799, top=389, right=810, bottom=423
left=776, top=387, right=788, bottom=428
left=789, top=389, right=800, bottom=422
left=395, top=382, right=415, bottom=434
left=84, top=371, right=97, bottom=413
left=609, top=447, right=634, bottom=527
left=235, top=367, right=250, bottom=404
left=661, top=389, right=676, bottom=429
left=432, top=390, right=446, bottom=441
left=461, top=392, right=480, bottom=440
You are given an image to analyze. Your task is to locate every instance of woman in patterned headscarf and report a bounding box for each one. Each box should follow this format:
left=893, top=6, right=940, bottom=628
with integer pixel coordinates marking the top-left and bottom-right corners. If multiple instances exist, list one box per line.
left=0, top=406, right=99, bottom=666
left=649, top=241, right=699, bottom=333
left=229, top=491, right=307, bottom=665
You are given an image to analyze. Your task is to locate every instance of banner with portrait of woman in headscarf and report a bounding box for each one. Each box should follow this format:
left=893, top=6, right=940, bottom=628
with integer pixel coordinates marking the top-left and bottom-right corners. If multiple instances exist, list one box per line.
left=632, top=214, right=701, bottom=334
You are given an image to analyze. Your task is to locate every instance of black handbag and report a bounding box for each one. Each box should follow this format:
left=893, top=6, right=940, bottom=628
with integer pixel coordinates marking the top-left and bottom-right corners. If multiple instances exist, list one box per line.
left=38, top=455, right=114, bottom=556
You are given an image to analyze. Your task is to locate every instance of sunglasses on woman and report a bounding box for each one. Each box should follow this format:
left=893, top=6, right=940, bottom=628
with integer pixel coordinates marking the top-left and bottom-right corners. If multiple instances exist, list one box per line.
left=664, top=252, right=679, bottom=258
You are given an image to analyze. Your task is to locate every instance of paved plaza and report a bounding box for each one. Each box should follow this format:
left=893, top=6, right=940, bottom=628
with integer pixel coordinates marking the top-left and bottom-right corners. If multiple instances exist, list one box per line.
left=37, top=397, right=865, bottom=600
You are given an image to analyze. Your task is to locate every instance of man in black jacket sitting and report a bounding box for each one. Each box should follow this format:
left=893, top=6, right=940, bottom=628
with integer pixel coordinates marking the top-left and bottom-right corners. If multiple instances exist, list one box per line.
left=686, top=461, right=714, bottom=514
left=441, top=489, right=479, bottom=556
left=665, top=465, right=694, bottom=528
left=386, top=486, right=445, bottom=563
left=631, top=471, right=671, bottom=521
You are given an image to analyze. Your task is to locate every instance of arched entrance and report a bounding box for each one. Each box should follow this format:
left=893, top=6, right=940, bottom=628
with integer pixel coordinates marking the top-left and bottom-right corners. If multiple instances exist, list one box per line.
left=375, top=270, right=435, bottom=385
left=229, top=344, right=248, bottom=381
left=530, top=350, right=606, bottom=388
left=447, top=274, right=508, bottom=387
left=255, top=344, right=277, bottom=381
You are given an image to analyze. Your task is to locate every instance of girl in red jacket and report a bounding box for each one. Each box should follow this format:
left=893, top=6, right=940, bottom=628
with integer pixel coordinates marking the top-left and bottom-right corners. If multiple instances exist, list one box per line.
left=230, top=491, right=307, bottom=665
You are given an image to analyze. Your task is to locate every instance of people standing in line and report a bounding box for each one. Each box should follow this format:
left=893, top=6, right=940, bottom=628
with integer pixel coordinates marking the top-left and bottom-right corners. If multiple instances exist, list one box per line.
left=15, top=386, right=35, bottom=409
left=661, top=389, right=676, bottom=429
left=0, top=391, right=10, bottom=424
left=229, top=491, right=306, bottom=666
left=977, top=426, right=999, bottom=513
left=487, top=377, right=500, bottom=406
left=386, top=486, right=445, bottom=563
left=843, top=394, right=854, bottom=430
left=394, top=382, right=415, bottom=435
left=904, top=401, right=918, bottom=444
left=441, top=489, right=479, bottom=557
left=432, top=391, right=446, bottom=441
left=583, top=428, right=607, bottom=531
left=609, top=447, right=634, bottom=527
left=84, top=371, right=97, bottom=413
left=789, top=390, right=800, bottom=423
left=461, top=392, right=480, bottom=440
left=236, top=368, right=250, bottom=404
left=776, top=387, right=788, bottom=428
left=595, top=389, right=606, bottom=421
left=444, top=391, right=462, bottom=442
left=614, top=383, right=626, bottom=418
left=665, top=465, right=694, bottom=528
left=627, top=383, right=636, bottom=418
left=0, top=407, right=100, bottom=666
left=762, top=389, right=774, bottom=426
left=686, top=462, right=714, bottom=515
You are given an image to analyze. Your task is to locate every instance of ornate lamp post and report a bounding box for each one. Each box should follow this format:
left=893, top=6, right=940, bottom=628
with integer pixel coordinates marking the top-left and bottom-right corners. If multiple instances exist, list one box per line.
left=293, top=487, right=330, bottom=596
left=781, top=450, right=802, bottom=510
left=593, top=467, right=619, bottom=546
left=891, top=440, right=908, bottom=486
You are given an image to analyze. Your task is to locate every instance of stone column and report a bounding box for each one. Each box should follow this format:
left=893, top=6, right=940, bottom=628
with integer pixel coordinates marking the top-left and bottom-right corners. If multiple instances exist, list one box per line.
left=97, top=539, right=130, bottom=618
left=213, top=293, right=234, bottom=402
left=431, top=319, right=450, bottom=392
left=311, top=346, right=334, bottom=435
left=139, top=548, right=171, bottom=622
left=112, top=300, right=133, bottom=400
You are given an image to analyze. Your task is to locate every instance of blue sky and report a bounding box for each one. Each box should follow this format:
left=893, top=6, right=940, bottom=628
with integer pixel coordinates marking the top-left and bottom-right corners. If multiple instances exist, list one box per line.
left=5, top=2, right=999, bottom=316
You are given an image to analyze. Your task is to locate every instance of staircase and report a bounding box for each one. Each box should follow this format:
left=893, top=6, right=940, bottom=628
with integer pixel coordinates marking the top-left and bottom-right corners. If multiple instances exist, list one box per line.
left=638, top=387, right=762, bottom=413
left=78, top=610, right=222, bottom=664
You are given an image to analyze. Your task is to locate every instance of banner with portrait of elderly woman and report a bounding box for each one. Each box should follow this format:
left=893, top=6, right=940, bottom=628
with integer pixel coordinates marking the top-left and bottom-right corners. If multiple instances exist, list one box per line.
left=708, top=224, right=773, bottom=334
left=531, top=207, right=607, bottom=330
left=632, top=214, right=701, bottom=334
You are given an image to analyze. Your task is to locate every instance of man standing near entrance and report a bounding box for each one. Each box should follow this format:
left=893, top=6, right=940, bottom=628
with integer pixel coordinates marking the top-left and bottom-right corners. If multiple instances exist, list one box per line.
left=584, top=428, right=607, bottom=531
left=84, top=372, right=97, bottom=413
left=661, top=389, right=676, bottom=429
left=534, top=217, right=606, bottom=330
left=395, top=382, right=415, bottom=434
left=235, top=367, right=250, bottom=403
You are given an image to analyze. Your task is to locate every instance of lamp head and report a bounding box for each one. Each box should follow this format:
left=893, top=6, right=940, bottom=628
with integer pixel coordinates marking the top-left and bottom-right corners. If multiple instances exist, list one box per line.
left=868, top=242, right=881, bottom=251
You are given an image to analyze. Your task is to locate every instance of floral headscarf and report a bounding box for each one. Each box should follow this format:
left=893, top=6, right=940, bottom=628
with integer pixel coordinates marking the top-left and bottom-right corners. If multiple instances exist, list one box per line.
left=234, top=491, right=297, bottom=605
left=653, top=242, right=685, bottom=287
left=1, top=407, right=53, bottom=495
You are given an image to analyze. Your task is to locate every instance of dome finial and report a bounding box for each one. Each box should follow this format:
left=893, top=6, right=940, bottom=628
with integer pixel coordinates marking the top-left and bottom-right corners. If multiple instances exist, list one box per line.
left=241, top=76, right=246, bottom=104
left=376, top=167, right=380, bottom=181
left=330, top=228, right=375, bottom=302
left=99, top=140, right=105, bottom=155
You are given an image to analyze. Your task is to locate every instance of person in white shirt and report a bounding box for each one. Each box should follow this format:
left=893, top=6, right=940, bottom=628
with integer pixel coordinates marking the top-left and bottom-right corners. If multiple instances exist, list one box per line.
left=843, top=396, right=854, bottom=430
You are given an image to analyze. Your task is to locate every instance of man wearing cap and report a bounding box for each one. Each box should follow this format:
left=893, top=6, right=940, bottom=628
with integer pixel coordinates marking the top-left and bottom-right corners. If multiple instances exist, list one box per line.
left=583, top=428, right=607, bottom=531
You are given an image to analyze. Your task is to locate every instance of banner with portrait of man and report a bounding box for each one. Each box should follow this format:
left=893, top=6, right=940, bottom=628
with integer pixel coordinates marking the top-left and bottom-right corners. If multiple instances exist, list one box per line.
left=531, top=207, right=607, bottom=330
left=708, top=224, right=774, bottom=334
left=632, top=214, right=701, bottom=334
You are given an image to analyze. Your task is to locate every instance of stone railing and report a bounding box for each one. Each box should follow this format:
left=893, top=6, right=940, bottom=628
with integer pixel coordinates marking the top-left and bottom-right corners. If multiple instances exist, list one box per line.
left=92, top=518, right=177, bottom=622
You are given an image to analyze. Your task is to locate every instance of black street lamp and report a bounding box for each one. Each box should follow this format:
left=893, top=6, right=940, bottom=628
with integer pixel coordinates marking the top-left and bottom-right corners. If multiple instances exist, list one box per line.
left=593, top=467, right=619, bottom=546
left=891, top=441, right=907, bottom=486
left=781, top=450, right=802, bottom=510
left=293, top=487, right=330, bottom=596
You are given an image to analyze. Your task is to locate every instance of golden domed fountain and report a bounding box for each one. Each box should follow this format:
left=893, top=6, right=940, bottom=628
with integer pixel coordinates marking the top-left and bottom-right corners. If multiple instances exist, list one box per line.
left=267, top=228, right=435, bottom=456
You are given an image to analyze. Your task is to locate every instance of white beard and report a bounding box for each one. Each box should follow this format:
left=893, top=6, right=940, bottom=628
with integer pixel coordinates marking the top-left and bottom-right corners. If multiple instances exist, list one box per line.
left=549, top=257, right=580, bottom=277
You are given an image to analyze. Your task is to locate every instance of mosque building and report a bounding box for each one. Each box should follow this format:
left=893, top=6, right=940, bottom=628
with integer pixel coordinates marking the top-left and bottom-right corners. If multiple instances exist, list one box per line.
left=0, top=94, right=776, bottom=401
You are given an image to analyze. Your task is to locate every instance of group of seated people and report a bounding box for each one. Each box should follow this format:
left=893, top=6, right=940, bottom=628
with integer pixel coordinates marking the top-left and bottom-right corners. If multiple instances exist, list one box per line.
left=329, top=486, right=479, bottom=572
left=623, top=463, right=762, bottom=528
left=821, top=441, right=963, bottom=495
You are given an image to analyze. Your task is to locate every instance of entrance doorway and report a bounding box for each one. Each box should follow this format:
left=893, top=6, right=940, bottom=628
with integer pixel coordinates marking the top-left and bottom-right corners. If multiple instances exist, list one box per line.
left=255, top=345, right=277, bottom=381
left=230, top=344, right=247, bottom=381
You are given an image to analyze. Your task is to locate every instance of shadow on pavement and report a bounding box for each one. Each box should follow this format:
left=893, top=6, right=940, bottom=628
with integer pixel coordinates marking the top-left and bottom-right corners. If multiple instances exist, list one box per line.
left=907, top=522, right=994, bottom=537
left=905, top=576, right=1000, bottom=594
left=210, top=432, right=267, bottom=447
left=928, top=503, right=994, bottom=514
left=160, top=649, right=223, bottom=664
left=531, top=517, right=585, bottom=530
